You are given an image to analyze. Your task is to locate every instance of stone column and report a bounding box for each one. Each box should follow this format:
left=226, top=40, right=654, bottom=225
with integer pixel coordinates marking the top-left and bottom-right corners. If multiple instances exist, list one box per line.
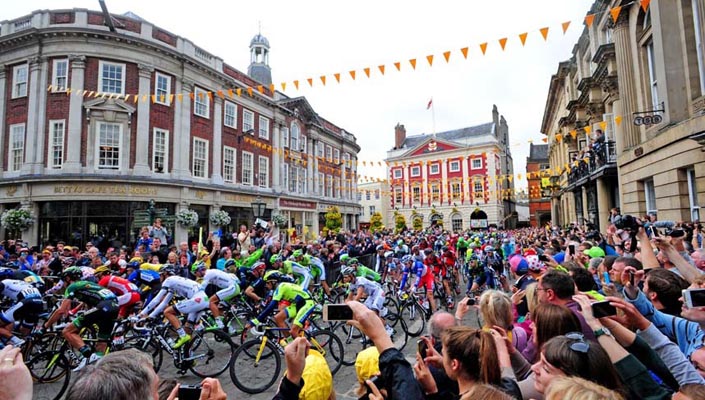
left=174, top=202, right=189, bottom=245
left=64, top=55, right=85, bottom=173
left=0, top=66, right=7, bottom=177
left=133, top=64, right=153, bottom=175
left=22, top=57, right=43, bottom=175
left=212, top=97, right=223, bottom=184
left=172, top=79, right=192, bottom=179
left=308, top=138, right=315, bottom=194
left=461, top=156, right=469, bottom=204
left=441, top=158, right=448, bottom=205
left=596, top=177, right=611, bottom=231
left=21, top=200, right=39, bottom=246
left=613, top=15, right=640, bottom=151
left=272, top=122, right=281, bottom=190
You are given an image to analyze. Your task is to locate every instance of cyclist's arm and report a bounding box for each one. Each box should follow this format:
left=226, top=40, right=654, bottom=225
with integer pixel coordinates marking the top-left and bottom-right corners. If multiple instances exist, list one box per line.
left=139, top=288, right=169, bottom=318
left=43, top=298, right=72, bottom=328
left=245, top=285, right=262, bottom=303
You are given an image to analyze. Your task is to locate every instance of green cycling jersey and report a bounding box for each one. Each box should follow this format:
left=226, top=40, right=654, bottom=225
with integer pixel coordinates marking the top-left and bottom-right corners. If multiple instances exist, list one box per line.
left=65, top=281, right=117, bottom=307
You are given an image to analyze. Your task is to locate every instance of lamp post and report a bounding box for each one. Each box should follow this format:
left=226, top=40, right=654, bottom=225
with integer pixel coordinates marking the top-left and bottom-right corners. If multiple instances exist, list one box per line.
left=251, top=196, right=267, bottom=222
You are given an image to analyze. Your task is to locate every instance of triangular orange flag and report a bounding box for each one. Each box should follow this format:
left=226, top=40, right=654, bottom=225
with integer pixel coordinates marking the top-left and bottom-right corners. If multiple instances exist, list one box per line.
left=426, top=55, right=434, bottom=66
left=293, top=80, right=299, bottom=90
left=378, top=65, right=385, bottom=75
left=257, top=85, right=264, bottom=94
left=460, top=47, right=469, bottom=59
left=269, top=84, right=275, bottom=93
left=599, top=121, right=607, bottom=131
left=247, top=87, right=253, bottom=96
left=540, top=27, right=549, bottom=41
left=570, top=130, right=577, bottom=139
left=519, top=33, right=528, bottom=46
left=585, top=14, right=595, bottom=27
left=499, top=38, right=508, bottom=50
left=394, top=62, right=401, bottom=71
left=334, top=73, right=341, bottom=83
left=307, top=78, right=313, bottom=87
left=281, top=82, right=287, bottom=91
left=409, top=59, right=417, bottom=69
left=443, top=51, right=451, bottom=62
left=479, top=43, right=488, bottom=55
left=584, top=126, right=592, bottom=134
left=610, top=6, right=622, bottom=23
left=555, top=133, right=563, bottom=142
left=641, top=0, right=651, bottom=12
left=615, top=115, right=623, bottom=126
left=320, top=76, right=326, bottom=85
left=363, top=67, right=370, bottom=78
left=562, top=21, right=571, bottom=34
left=349, top=70, right=356, bottom=80
left=235, top=88, right=242, bottom=97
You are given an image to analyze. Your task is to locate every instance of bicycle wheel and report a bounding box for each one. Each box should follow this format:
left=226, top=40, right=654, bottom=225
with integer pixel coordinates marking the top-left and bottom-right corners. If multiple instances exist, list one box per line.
left=229, top=338, right=282, bottom=394
left=399, top=302, right=426, bottom=337
left=189, top=329, right=235, bottom=378
left=383, top=296, right=400, bottom=327
left=309, top=329, right=345, bottom=375
left=123, top=335, right=164, bottom=373
left=25, top=350, right=71, bottom=400
left=330, top=321, right=369, bottom=366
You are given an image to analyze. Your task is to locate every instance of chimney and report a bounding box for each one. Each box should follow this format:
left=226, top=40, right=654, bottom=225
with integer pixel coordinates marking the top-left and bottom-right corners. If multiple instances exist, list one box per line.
left=394, top=123, right=406, bottom=149
left=492, top=105, right=499, bottom=137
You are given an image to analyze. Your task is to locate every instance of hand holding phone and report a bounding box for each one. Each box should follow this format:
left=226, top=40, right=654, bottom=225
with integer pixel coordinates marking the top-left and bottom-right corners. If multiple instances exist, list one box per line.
left=682, top=288, right=705, bottom=308
left=417, top=339, right=428, bottom=359
left=178, top=384, right=202, bottom=400
left=322, top=304, right=354, bottom=321
left=591, top=300, right=618, bottom=318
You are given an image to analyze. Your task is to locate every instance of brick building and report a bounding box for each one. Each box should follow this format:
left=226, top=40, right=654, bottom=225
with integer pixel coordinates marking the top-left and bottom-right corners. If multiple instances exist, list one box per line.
left=0, top=9, right=361, bottom=247
left=526, top=144, right=551, bottom=227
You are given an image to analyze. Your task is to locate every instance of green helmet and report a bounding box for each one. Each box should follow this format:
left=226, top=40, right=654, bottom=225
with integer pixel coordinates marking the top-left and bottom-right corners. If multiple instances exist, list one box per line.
left=292, top=249, right=303, bottom=258
left=61, top=266, right=82, bottom=281
left=191, top=261, right=206, bottom=275
left=339, top=254, right=350, bottom=264
left=348, top=257, right=359, bottom=266
left=270, top=254, right=282, bottom=264
left=264, top=270, right=282, bottom=282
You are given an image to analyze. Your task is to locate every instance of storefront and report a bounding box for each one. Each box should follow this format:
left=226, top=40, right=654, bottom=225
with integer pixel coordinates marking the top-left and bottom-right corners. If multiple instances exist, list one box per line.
left=278, top=198, right=318, bottom=242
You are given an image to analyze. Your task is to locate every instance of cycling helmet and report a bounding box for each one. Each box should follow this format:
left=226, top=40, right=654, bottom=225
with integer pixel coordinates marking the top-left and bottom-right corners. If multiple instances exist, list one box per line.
left=191, top=261, right=207, bottom=274
left=348, top=257, right=359, bottom=265
left=341, top=267, right=356, bottom=277
left=292, top=249, right=303, bottom=258
left=251, top=261, right=266, bottom=273
left=339, top=254, right=350, bottom=264
left=224, top=259, right=236, bottom=269
left=126, top=260, right=141, bottom=270
left=401, top=255, right=412, bottom=264
left=270, top=254, right=282, bottom=264
left=264, top=270, right=282, bottom=282
left=159, top=264, right=177, bottom=276
left=61, top=266, right=83, bottom=281
left=94, top=266, right=110, bottom=275
left=384, top=251, right=394, bottom=259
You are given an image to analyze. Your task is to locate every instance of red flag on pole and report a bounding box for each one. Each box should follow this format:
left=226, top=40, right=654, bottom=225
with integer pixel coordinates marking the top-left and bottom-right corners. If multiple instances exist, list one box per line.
left=427, top=98, right=433, bottom=110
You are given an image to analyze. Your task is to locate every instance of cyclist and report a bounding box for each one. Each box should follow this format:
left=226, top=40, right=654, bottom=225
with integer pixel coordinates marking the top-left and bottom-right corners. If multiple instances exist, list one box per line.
left=341, top=267, right=394, bottom=336
left=0, top=267, right=46, bottom=293
left=0, top=278, right=43, bottom=347
left=191, top=262, right=241, bottom=330
left=441, top=246, right=461, bottom=295
left=247, top=270, right=316, bottom=340
left=93, top=266, right=141, bottom=319
left=424, top=248, right=453, bottom=308
left=42, top=266, right=119, bottom=370
left=126, top=261, right=162, bottom=303
left=136, top=265, right=209, bottom=349
left=384, top=251, right=402, bottom=284
left=306, top=254, right=331, bottom=296
left=347, top=258, right=381, bottom=282
left=272, top=255, right=313, bottom=291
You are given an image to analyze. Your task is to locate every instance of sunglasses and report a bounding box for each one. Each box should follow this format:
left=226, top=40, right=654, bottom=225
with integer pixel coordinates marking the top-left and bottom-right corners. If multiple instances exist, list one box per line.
left=565, top=332, right=589, bottom=353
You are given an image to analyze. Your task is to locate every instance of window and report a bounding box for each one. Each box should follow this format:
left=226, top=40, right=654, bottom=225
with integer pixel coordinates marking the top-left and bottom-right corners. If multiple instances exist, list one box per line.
left=259, top=116, right=270, bottom=139
left=474, top=180, right=484, bottom=196
left=431, top=184, right=440, bottom=202
left=318, top=172, right=325, bottom=195
left=325, top=145, right=332, bottom=162
left=412, top=186, right=421, bottom=204
left=472, top=158, right=483, bottom=169
left=369, top=206, right=376, bottom=216
left=52, top=59, right=68, bottom=91
left=48, top=120, right=65, bottom=169
left=258, top=156, right=269, bottom=188
left=644, top=179, right=657, bottom=215
left=283, top=163, right=290, bottom=189
left=194, top=87, right=210, bottom=118
left=9, top=124, right=25, bottom=172
left=395, top=188, right=403, bottom=205
left=334, top=149, right=340, bottom=164
left=375, top=190, right=380, bottom=199
left=430, top=163, right=439, bottom=175
left=316, top=141, right=324, bottom=158
left=288, top=166, right=306, bottom=193
left=688, top=168, right=700, bottom=221
left=12, top=64, right=28, bottom=98
left=152, top=128, right=169, bottom=174
left=451, top=182, right=461, bottom=200
left=334, top=178, right=340, bottom=198
left=154, top=72, right=171, bottom=105
left=282, top=127, right=290, bottom=148
left=410, top=166, right=421, bottom=177
left=96, top=122, right=122, bottom=170
left=98, top=61, right=125, bottom=95
left=326, top=175, right=333, bottom=197
left=343, top=153, right=350, bottom=167
left=449, top=160, right=460, bottom=172
left=192, top=138, right=208, bottom=178
left=290, top=122, right=300, bottom=151
left=243, top=110, right=254, bottom=132
left=242, top=151, right=253, bottom=185
left=366, top=191, right=371, bottom=200
left=224, top=101, right=237, bottom=128
left=301, top=135, right=307, bottom=153
left=393, top=169, right=402, bottom=179
left=357, top=191, right=362, bottom=201
left=694, top=0, right=705, bottom=95
left=452, top=217, right=463, bottom=232
left=645, top=40, right=660, bottom=110
left=223, top=146, right=235, bottom=183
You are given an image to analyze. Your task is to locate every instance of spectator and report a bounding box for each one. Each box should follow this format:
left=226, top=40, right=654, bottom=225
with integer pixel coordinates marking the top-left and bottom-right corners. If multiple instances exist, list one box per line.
left=544, top=376, right=624, bottom=400
left=149, top=218, right=169, bottom=245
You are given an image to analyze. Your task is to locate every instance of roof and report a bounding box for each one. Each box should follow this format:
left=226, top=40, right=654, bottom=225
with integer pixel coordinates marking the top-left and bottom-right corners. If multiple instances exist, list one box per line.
left=401, top=122, right=494, bottom=149
left=528, top=143, right=549, bottom=161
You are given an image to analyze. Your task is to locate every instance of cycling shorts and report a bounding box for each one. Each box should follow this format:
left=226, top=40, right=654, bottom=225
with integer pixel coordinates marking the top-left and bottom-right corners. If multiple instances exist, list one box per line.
left=284, top=299, right=316, bottom=328
left=364, top=290, right=386, bottom=314
left=214, top=285, right=241, bottom=302
left=174, top=291, right=210, bottom=322
left=117, top=292, right=141, bottom=319
left=73, top=300, right=119, bottom=339
left=0, top=297, right=44, bottom=327
left=417, top=274, right=434, bottom=291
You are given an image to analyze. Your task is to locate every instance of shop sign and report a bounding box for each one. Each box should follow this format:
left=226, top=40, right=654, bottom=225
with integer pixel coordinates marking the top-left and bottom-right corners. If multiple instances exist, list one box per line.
left=53, top=184, right=157, bottom=196
left=280, top=199, right=316, bottom=210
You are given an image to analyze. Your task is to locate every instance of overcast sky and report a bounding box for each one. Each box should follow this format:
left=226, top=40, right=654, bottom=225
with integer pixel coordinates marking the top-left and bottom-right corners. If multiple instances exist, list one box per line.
left=5, top=0, right=594, bottom=189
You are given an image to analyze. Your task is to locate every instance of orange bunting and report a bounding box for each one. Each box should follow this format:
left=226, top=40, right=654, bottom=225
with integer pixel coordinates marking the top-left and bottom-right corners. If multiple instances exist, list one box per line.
left=585, top=14, right=595, bottom=27
left=334, top=73, right=341, bottom=83
left=443, top=51, right=451, bottom=63
left=216, top=90, right=224, bottom=98
left=293, top=80, right=299, bottom=90
left=269, top=84, right=275, bottom=94
left=409, top=59, right=417, bottom=69
left=519, top=33, right=528, bottom=46
left=542, top=137, right=548, bottom=143
left=227, top=89, right=234, bottom=98
left=610, top=6, right=622, bottom=23
left=584, top=126, right=592, bottom=134
left=394, top=62, right=401, bottom=71
left=562, top=21, right=571, bottom=34
left=349, top=70, right=356, bottom=80
left=257, top=85, right=264, bottom=94
left=426, top=55, right=434, bottom=66
left=599, top=121, right=607, bottom=131
left=641, top=0, right=651, bottom=12
left=540, top=27, right=549, bottom=41
left=570, top=130, right=577, bottom=139
left=281, top=82, right=287, bottom=91
left=499, top=38, right=508, bottom=50
left=247, top=87, right=253, bottom=96
left=378, top=65, right=385, bottom=75
left=320, top=76, right=326, bottom=85
left=307, top=78, right=313, bottom=87
left=364, top=67, right=370, bottom=78
left=479, top=43, right=488, bottom=55
left=460, top=47, right=469, bottom=59
left=615, top=115, right=623, bottom=126
left=236, top=88, right=242, bottom=97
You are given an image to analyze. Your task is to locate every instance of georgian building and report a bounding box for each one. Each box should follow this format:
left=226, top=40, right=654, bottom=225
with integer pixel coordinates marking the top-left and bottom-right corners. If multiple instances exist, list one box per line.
left=526, top=144, right=551, bottom=227
left=385, top=105, right=516, bottom=231
left=357, top=181, right=390, bottom=229
left=0, top=8, right=360, bottom=247
left=542, top=0, right=705, bottom=227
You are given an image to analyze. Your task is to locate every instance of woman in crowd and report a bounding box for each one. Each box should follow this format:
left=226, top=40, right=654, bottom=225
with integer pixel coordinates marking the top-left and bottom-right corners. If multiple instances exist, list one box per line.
left=479, top=289, right=529, bottom=354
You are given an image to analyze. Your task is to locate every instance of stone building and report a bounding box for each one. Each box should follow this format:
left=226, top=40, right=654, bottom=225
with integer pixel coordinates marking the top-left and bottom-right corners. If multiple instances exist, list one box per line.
left=357, top=181, right=390, bottom=230
left=526, top=144, right=552, bottom=227
left=0, top=8, right=361, bottom=247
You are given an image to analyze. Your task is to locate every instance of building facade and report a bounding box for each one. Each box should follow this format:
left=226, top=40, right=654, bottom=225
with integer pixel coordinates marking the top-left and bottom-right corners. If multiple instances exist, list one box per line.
left=357, top=181, right=390, bottom=229
left=385, top=105, right=516, bottom=232
left=0, top=8, right=361, bottom=248
left=526, top=144, right=552, bottom=227
left=542, top=0, right=705, bottom=227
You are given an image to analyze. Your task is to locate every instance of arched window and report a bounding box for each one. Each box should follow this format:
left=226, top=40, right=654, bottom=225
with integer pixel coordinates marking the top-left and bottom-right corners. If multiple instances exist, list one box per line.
left=450, top=212, right=463, bottom=232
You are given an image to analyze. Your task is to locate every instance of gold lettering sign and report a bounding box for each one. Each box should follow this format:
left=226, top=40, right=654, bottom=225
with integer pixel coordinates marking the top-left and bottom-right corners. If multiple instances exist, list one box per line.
left=195, top=190, right=207, bottom=200
left=53, top=184, right=157, bottom=196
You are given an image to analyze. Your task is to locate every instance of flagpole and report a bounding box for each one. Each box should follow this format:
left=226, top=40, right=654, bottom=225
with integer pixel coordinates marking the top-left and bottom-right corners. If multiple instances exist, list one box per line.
left=430, top=97, right=436, bottom=137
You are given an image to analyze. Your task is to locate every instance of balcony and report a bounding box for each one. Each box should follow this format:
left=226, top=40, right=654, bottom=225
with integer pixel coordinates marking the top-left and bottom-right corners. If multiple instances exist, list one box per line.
left=567, top=140, right=617, bottom=186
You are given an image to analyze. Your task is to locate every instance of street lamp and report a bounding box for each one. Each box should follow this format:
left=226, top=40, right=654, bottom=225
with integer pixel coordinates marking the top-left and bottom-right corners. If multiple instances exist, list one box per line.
left=251, top=196, right=267, bottom=221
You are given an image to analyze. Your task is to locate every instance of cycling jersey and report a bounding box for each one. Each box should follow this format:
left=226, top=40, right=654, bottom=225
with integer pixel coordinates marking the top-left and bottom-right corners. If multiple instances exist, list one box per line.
left=349, top=276, right=385, bottom=313
left=161, top=276, right=200, bottom=299
left=200, top=269, right=241, bottom=302
left=356, top=266, right=381, bottom=282
left=308, top=257, right=326, bottom=282
left=254, top=282, right=314, bottom=328
left=0, top=280, right=43, bottom=327
left=1, top=279, right=41, bottom=301
left=141, top=276, right=207, bottom=322
left=442, top=251, right=456, bottom=267
left=98, top=275, right=139, bottom=296
left=128, top=269, right=161, bottom=285
left=65, top=281, right=117, bottom=306
left=283, top=260, right=313, bottom=289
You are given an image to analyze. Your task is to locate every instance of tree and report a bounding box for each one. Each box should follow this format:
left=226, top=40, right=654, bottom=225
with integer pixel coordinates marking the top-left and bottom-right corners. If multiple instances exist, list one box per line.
left=413, top=217, right=423, bottom=231
left=370, top=212, right=384, bottom=233
left=394, top=212, right=407, bottom=234
left=325, top=206, right=343, bottom=233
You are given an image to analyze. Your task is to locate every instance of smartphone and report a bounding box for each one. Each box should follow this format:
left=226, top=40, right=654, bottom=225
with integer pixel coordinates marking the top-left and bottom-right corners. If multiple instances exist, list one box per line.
left=568, top=245, right=575, bottom=256
left=366, top=375, right=386, bottom=394
left=629, top=271, right=635, bottom=287
left=178, top=384, right=202, bottom=400
left=591, top=301, right=618, bottom=318
left=417, top=339, right=428, bottom=358
left=322, top=304, right=354, bottom=321
left=682, top=288, right=705, bottom=308
left=649, top=226, right=658, bottom=237
left=603, top=271, right=611, bottom=284
left=465, top=296, right=476, bottom=306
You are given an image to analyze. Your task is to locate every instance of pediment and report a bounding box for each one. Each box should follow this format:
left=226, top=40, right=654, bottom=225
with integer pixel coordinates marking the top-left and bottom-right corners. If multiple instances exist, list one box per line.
left=403, top=137, right=464, bottom=157
left=84, top=97, right=137, bottom=114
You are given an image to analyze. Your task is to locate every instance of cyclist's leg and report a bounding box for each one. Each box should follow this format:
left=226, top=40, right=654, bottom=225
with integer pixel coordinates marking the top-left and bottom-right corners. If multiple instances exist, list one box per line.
left=291, top=300, right=315, bottom=337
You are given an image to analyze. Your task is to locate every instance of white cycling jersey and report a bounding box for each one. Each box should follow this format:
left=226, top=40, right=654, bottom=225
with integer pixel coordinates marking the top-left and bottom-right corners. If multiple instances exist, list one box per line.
left=200, top=269, right=239, bottom=290
left=1, top=279, right=40, bottom=300
left=162, top=276, right=200, bottom=298
left=350, top=276, right=382, bottom=297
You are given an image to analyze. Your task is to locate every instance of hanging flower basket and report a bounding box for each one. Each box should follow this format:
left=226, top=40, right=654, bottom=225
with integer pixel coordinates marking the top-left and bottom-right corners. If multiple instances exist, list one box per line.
left=209, top=210, right=231, bottom=227
left=1, top=208, right=34, bottom=232
left=271, top=211, right=287, bottom=228
left=176, top=209, right=199, bottom=228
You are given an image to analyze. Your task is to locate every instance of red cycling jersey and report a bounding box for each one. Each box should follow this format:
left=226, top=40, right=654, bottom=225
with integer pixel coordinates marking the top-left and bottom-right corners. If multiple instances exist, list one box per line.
left=442, top=250, right=456, bottom=267
left=98, top=275, right=138, bottom=296
left=424, top=254, right=446, bottom=277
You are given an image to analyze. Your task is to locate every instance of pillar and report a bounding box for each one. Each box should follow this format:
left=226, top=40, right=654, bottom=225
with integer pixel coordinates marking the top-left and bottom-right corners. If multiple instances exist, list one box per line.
left=133, top=64, right=153, bottom=175
left=20, top=200, right=39, bottom=246
left=272, top=122, right=281, bottom=190
left=174, top=203, right=189, bottom=245
left=596, top=177, right=611, bottom=231
left=0, top=65, right=6, bottom=177
left=64, top=55, right=85, bottom=173
left=212, top=97, right=223, bottom=184
left=309, top=138, right=316, bottom=194
left=613, top=14, right=640, bottom=151
left=172, top=79, right=192, bottom=179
